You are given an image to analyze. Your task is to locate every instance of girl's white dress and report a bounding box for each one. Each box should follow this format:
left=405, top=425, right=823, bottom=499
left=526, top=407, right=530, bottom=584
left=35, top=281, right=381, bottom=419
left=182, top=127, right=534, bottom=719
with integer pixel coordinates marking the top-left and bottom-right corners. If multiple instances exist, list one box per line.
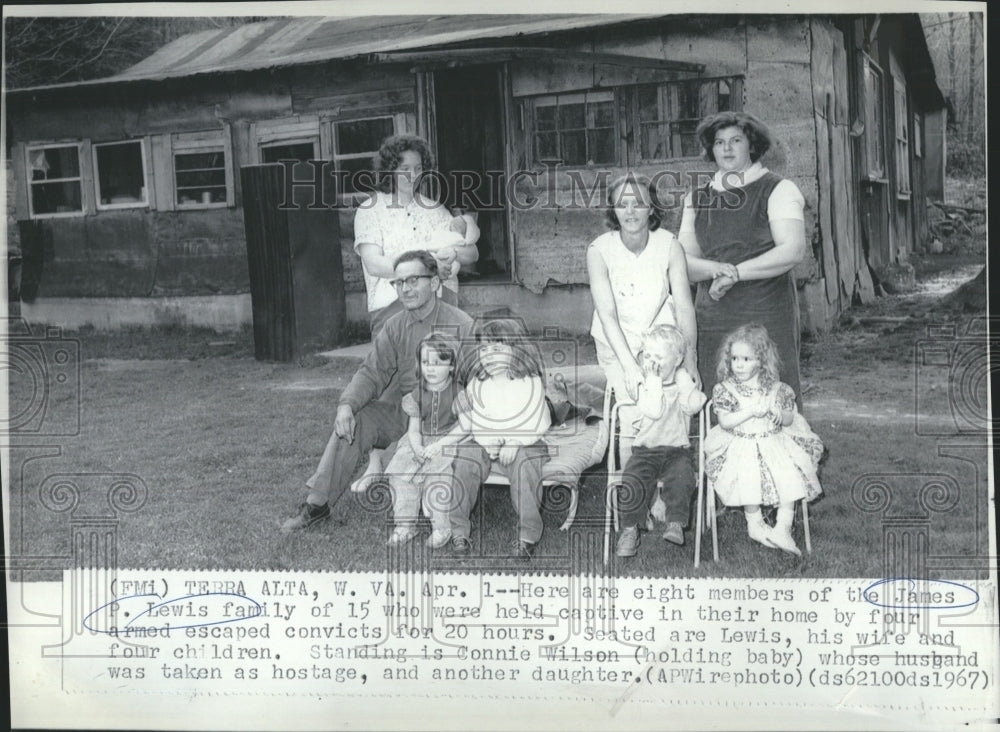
left=704, top=378, right=823, bottom=507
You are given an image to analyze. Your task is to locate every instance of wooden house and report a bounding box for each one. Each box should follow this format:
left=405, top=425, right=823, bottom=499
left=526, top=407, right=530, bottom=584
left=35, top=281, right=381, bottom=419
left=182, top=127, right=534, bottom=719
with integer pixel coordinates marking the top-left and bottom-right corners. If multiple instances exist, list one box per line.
left=4, top=13, right=946, bottom=334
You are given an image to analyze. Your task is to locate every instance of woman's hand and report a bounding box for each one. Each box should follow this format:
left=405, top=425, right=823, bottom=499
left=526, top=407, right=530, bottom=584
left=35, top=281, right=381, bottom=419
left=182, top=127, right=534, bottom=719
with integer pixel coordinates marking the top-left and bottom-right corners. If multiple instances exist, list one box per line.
left=497, top=445, right=519, bottom=466
left=622, top=358, right=645, bottom=401
left=433, top=246, right=458, bottom=272
left=709, top=261, right=739, bottom=280
left=709, top=274, right=736, bottom=301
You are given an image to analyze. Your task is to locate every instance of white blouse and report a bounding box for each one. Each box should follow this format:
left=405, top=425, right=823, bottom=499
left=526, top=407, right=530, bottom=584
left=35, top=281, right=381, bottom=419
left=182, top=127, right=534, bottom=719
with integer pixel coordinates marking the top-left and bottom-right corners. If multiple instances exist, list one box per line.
left=589, top=227, right=679, bottom=355
left=353, top=191, right=457, bottom=312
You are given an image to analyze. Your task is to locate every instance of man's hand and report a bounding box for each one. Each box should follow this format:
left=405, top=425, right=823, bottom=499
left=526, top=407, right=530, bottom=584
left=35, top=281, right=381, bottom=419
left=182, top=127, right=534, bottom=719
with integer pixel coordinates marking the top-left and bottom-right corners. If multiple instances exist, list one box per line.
left=334, top=404, right=356, bottom=443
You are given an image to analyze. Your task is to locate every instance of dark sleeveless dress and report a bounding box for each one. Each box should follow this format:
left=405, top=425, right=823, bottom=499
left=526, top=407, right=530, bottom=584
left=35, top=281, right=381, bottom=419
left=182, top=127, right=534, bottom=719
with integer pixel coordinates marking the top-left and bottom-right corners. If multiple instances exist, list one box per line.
left=693, top=172, right=802, bottom=410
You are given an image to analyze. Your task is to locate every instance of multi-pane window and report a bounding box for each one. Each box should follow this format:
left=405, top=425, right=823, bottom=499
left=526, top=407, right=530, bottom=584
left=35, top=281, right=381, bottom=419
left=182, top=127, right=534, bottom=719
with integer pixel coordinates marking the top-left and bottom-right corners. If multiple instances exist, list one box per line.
left=636, top=77, right=741, bottom=160
left=174, top=148, right=227, bottom=207
left=261, top=141, right=317, bottom=165
left=894, top=78, right=911, bottom=196
left=861, top=56, right=886, bottom=180
left=334, top=117, right=394, bottom=193
left=27, top=144, right=83, bottom=216
left=531, top=91, right=616, bottom=166
left=94, top=139, right=147, bottom=209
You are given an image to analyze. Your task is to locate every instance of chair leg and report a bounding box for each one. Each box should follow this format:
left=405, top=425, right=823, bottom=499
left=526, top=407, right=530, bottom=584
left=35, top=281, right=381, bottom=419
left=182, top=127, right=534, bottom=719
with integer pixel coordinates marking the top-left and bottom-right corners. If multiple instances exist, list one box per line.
left=603, top=481, right=614, bottom=565
left=802, top=499, right=812, bottom=553
left=559, top=485, right=579, bottom=532
left=710, top=490, right=719, bottom=562
left=694, top=472, right=704, bottom=568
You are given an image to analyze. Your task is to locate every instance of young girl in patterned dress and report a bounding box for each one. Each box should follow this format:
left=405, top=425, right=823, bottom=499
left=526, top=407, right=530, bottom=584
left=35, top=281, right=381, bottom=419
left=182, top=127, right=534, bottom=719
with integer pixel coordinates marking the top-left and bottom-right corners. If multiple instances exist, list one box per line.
left=385, top=332, right=462, bottom=549
left=704, top=323, right=823, bottom=555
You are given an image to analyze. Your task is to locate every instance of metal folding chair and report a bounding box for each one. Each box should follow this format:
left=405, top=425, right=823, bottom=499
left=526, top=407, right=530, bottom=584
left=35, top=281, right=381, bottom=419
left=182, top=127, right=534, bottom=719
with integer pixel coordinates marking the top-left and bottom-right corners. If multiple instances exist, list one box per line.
left=694, top=400, right=812, bottom=567
left=602, top=387, right=709, bottom=565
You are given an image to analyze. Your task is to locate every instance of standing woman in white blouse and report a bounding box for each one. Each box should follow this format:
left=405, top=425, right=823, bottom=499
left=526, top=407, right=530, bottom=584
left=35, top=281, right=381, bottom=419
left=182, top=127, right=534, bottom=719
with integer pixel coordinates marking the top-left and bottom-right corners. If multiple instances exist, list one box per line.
left=677, top=112, right=808, bottom=409
left=354, top=135, right=480, bottom=335
left=587, top=173, right=698, bottom=462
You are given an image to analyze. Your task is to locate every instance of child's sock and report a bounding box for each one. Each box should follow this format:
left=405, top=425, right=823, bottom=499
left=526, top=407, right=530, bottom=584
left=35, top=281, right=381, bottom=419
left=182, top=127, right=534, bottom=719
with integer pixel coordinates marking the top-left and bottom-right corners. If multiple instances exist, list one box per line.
left=744, top=506, right=773, bottom=547
left=770, top=503, right=801, bottom=556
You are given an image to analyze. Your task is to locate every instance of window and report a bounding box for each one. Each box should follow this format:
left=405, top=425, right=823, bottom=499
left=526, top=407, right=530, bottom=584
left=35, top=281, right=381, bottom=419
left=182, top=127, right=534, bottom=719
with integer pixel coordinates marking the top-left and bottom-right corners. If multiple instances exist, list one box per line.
left=27, top=144, right=83, bottom=217
left=913, top=112, right=923, bottom=159
left=861, top=56, right=886, bottom=180
left=636, top=77, right=742, bottom=160
left=530, top=91, right=617, bottom=166
left=261, top=141, right=317, bottom=165
left=175, top=150, right=227, bottom=206
left=171, top=131, right=231, bottom=208
left=333, top=117, right=394, bottom=193
left=893, top=78, right=911, bottom=197
left=94, top=140, right=147, bottom=209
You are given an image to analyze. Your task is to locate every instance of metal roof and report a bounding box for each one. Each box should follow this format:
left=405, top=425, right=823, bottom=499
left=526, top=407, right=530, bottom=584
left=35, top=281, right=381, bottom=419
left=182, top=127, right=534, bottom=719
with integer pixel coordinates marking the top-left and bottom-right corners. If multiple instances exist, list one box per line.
left=10, top=14, right=659, bottom=93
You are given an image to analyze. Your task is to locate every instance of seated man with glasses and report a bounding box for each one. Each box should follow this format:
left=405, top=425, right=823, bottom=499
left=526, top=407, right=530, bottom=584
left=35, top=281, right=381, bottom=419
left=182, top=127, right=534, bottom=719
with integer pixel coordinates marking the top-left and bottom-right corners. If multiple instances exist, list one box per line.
left=282, top=250, right=474, bottom=532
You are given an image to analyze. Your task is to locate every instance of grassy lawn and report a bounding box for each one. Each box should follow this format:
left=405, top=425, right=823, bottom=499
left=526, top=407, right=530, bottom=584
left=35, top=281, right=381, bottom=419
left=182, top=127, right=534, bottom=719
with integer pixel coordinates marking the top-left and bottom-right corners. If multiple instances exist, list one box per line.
left=6, top=258, right=989, bottom=579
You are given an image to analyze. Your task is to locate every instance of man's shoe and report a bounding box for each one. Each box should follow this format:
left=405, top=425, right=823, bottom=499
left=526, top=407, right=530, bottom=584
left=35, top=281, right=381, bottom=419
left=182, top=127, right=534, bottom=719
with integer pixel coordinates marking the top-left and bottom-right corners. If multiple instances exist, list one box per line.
left=281, top=501, right=330, bottom=532
left=662, top=521, right=684, bottom=546
left=512, top=539, right=536, bottom=561
left=452, top=537, right=472, bottom=554
left=615, top=526, right=640, bottom=557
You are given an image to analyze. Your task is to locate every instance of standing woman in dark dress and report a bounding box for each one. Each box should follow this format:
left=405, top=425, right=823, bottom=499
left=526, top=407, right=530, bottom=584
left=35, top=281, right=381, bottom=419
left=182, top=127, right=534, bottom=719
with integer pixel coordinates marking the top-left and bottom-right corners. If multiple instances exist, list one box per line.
left=678, top=112, right=808, bottom=409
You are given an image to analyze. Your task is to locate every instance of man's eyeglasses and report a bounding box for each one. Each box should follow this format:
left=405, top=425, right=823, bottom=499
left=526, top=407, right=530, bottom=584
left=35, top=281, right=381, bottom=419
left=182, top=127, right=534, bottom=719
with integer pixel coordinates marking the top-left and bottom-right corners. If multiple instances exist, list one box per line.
left=389, top=274, right=434, bottom=290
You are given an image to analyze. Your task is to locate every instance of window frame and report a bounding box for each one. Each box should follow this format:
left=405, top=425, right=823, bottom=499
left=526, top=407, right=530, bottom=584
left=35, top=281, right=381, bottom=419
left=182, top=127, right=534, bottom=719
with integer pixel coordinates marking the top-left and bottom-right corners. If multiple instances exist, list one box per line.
left=327, top=114, right=398, bottom=200
left=893, top=76, right=912, bottom=199
left=631, top=75, right=744, bottom=163
left=525, top=89, right=620, bottom=168
left=860, top=54, right=888, bottom=183
left=25, top=141, right=86, bottom=219
left=170, top=130, right=233, bottom=210
left=259, top=138, right=321, bottom=165
left=92, top=138, right=150, bottom=211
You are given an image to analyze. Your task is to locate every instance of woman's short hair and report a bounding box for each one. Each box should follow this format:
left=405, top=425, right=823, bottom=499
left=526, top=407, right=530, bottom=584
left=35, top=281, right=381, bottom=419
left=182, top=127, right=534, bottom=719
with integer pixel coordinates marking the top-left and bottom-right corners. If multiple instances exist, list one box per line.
left=695, top=111, right=774, bottom=164
left=603, top=173, right=665, bottom=232
left=374, top=135, right=436, bottom=193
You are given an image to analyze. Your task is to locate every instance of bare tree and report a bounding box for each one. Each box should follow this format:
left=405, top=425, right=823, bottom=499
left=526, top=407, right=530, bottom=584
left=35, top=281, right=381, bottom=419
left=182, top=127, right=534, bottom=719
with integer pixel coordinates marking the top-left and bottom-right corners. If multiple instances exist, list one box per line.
left=4, top=16, right=270, bottom=89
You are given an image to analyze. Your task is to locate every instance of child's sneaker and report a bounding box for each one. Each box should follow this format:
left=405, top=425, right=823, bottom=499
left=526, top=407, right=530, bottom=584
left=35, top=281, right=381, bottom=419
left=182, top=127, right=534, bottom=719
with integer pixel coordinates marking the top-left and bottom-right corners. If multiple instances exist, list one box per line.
left=386, top=526, right=418, bottom=546
left=615, top=526, right=640, bottom=557
left=662, top=521, right=684, bottom=545
left=425, top=529, right=452, bottom=549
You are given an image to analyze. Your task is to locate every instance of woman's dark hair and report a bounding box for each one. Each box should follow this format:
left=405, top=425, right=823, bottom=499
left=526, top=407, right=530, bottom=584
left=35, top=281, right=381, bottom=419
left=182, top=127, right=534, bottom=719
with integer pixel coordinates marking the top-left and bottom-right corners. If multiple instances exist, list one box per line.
left=460, top=317, right=545, bottom=384
left=415, top=332, right=457, bottom=383
left=603, top=173, right=665, bottom=232
left=695, top=111, right=774, bottom=164
left=374, top=135, right=436, bottom=193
